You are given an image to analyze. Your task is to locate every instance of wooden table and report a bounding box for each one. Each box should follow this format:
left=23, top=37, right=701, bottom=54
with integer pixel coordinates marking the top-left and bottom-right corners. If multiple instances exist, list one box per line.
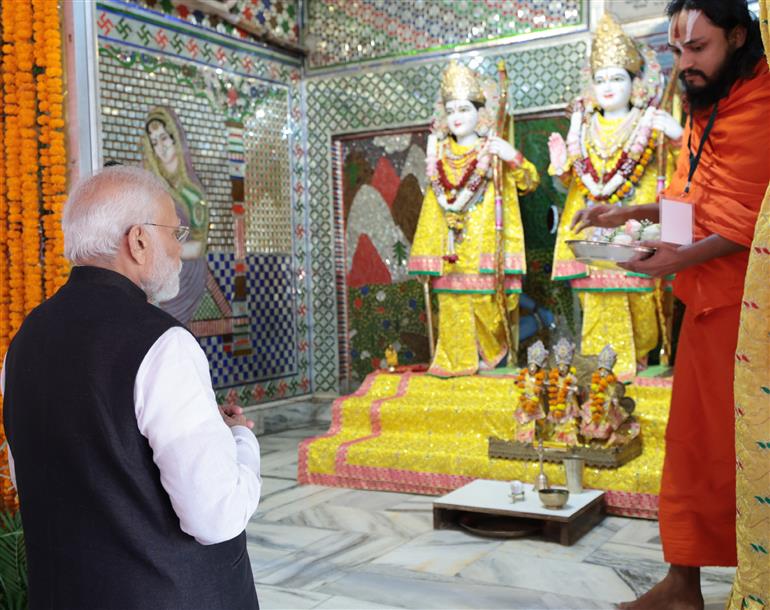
left=433, top=480, right=605, bottom=546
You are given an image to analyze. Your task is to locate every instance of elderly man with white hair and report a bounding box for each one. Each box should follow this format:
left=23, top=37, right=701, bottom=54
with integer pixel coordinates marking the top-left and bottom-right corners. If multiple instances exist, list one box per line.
left=0, top=166, right=261, bottom=610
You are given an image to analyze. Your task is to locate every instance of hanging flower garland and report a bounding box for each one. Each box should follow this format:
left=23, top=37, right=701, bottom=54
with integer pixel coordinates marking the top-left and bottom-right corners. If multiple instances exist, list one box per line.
left=0, top=0, right=69, bottom=512
left=34, top=0, right=69, bottom=298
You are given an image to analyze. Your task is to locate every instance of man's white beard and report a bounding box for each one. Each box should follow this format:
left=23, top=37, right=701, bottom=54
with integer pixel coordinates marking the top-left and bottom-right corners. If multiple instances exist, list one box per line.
left=143, top=250, right=182, bottom=303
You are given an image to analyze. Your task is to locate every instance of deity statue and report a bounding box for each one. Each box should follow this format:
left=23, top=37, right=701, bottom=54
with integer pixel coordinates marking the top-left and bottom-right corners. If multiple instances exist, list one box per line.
left=580, top=345, right=640, bottom=446
left=142, top=106, right=209, bottom=324
left=514, top=340, right=548, bottom=443
left=408, top=61, right=540, bottom=377
left=548, top=14, right=683, bottom=378
left=545, top=338, right=580, bottom=447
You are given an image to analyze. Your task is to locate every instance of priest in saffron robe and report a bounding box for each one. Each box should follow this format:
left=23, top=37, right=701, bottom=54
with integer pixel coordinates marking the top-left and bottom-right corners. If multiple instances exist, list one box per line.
left=572, top=2, right=770, bottom=607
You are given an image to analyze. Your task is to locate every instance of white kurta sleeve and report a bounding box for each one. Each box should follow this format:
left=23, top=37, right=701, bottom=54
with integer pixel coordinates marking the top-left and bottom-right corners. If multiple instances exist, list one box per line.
left=134, top=327, right=261, bottom=545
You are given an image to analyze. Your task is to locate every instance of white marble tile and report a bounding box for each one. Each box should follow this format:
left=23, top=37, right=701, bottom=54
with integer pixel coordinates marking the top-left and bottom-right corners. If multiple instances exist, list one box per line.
left=606, top=518, right=662, bottom=550
left=316, top=566, right=611, bottom=609
left=278, top=503, right=433, bottom=538
left=313, top=594, right=402, bottom=609
left=245, top=520, right=337, bottom=552
left=371, top=529, right=501, bottom=576
left=327, top=489, right=420, bottom=512
left=255, top=484, right=349, bottom=518
left=254, top=583, right=329, bottom=609
left=259, top=449, right=299, bottom=470
left=459, top=548, right=636, bottom=603
left=260, top=476, right=298, bottom=499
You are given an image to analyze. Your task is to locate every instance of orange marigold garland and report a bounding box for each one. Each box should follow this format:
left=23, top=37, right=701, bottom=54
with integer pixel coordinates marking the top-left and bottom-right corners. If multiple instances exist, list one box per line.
left=0, top=0, right=68, bottom=512
left=589, top=370, right=616, bottom=424
left=516, top=368, right=546, bottom=416
left=17, top=0, right=43, bottom=317
left=34, top=0, right=68, bottom=297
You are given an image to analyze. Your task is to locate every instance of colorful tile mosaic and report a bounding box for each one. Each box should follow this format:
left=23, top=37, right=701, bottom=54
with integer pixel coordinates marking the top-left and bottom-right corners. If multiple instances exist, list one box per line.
left=97, top=0, right=311, bottom=402
left=201, top=252, right=298, bottom=388
left=305, top=40, right=588, bottom=392
left=118, top=0, right=299, bottom=46
left=97, top=1, right=301, bottom=82
left=244, top=96, right=293, bottom=253
left=306, top=0, right=586, bottom=68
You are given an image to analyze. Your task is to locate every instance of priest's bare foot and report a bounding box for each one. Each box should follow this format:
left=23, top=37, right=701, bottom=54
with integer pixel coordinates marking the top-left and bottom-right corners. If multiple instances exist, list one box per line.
left=617, top=565, right=703, bottom=610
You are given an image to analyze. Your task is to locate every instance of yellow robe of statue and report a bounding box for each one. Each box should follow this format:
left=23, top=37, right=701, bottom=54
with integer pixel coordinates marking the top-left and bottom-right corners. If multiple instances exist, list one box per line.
left=551, top=113, right=665, bottom=379
left=408, top=138, right=539, bottom=377
left=729, top=0, right=770, bottom=604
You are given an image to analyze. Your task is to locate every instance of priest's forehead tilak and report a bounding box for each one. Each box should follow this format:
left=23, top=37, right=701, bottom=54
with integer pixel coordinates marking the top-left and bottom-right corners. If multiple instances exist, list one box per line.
left=669, top=9, right=703, bottom=50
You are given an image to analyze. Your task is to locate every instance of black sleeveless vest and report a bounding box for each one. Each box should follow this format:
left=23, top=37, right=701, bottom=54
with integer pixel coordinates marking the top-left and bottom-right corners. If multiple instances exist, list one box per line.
left=3, top=267, right=258, bottom=610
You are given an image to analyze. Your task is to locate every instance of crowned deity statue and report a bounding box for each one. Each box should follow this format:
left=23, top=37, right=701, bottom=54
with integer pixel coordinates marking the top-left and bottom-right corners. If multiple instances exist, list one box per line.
left=142, top=106, right=210, bottom=324
left=514, top=340, right=549, bottom=443
left=548, top=14, right=683, bottom=378
left=580, top=345, right=640, bottom=446
left=408, top=61, right=540, bottom=377
left=545, top=338, right=580, bottom=447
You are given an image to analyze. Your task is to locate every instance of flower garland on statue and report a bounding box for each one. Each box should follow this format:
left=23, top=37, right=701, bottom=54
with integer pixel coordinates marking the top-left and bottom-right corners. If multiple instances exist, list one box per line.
left=568, top=109, right=659, bottom=205
left=516, top=368, right=546, bottom=417
left=589, top=370, right=616, bottom=424
left=547, top=366, right=577, bottom=421
left=426, top=139, right=492, bottom=263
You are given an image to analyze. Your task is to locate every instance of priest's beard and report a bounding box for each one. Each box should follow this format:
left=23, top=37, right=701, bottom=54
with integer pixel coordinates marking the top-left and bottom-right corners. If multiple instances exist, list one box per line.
left=680, top=50, right=740, bottom=111
left=143, top=248, right=182, bottom=304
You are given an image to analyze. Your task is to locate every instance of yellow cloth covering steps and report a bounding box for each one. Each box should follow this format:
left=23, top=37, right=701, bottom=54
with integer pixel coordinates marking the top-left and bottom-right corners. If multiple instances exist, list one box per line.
left=298, top=370, right=671, bottom=517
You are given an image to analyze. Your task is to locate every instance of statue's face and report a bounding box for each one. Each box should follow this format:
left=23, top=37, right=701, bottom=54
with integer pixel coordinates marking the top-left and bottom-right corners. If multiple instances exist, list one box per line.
left=147, top=121, right=177, bottom=168
left=592, top=67, right=632, bottom=113
left=445, top=99, right=479, bottom=139
left=558, top=364, right=569, bottom=376
left=528, top=362, right=538, bottom=375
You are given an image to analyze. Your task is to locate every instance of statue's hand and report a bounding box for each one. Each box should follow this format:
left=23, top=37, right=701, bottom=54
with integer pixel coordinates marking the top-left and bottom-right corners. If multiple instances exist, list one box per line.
left=601, top=173, right=626, bottom=198
left=567, top=110, right=582, bottom=141
left=488, top=136, right=520, bottom=164
left=652, top=109, right=683, bottom=141
left=580, top=173, right=603, bottom=198
left=548, top=132, right=568, bottom=174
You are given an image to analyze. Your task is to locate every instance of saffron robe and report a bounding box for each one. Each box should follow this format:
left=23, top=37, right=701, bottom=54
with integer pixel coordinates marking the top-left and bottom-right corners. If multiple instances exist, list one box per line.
left=659, top=59, right=770, bottom=567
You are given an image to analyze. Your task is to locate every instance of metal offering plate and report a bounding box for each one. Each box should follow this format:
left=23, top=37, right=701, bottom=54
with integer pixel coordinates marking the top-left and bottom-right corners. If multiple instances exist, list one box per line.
left=566, top=240, right=654, bottom=270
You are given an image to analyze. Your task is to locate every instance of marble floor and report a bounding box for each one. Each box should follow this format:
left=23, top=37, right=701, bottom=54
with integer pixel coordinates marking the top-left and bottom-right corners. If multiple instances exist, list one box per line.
left=248, top=423, right=734, bottom=610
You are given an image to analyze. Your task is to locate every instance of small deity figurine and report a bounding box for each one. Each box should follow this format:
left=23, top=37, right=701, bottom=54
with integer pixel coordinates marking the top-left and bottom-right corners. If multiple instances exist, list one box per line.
left=384, top=345, right=399, bottom=372
left=408, top=61, right=540, bottom=377
left=514, top=340, right=548, bottom=443
left=580, top=345, right=640, bottom=446
left=548, top=14, right=683, bottom=378
left=142, top=106, right=209, bottom=324
left=546, top=338, right=580, bottom=447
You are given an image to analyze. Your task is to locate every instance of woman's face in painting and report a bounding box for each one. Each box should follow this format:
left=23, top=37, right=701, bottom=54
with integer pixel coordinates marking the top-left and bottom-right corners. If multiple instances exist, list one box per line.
left=147, top=120, right=178, bottom=169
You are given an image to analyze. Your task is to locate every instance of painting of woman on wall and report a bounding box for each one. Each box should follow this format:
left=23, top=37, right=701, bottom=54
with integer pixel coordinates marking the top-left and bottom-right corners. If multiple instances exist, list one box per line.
left=141, top=106, right=209, bottom=324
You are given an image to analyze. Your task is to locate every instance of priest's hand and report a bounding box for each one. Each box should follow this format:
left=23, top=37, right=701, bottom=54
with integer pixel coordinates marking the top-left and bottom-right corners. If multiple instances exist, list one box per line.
left=219, top=405, right=255, bottom=429
left=618, top=240, right=681, bottom=277
left=570, top=204, right=628, bottom=233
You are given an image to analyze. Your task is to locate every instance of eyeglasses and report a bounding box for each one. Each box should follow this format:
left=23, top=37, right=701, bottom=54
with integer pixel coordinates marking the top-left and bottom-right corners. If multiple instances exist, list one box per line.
left=143, top=223, right=190, bottom=243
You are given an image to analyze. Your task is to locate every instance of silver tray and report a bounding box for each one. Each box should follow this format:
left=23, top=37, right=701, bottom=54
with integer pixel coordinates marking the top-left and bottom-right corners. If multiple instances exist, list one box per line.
left=566, top=240, right=654, bottom=270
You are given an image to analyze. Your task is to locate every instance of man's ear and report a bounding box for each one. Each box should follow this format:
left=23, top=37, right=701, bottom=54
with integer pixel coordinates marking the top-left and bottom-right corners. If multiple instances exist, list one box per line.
left=729, top=25, right=747, bottom=49
left=126, top=225, right=149, bottom=264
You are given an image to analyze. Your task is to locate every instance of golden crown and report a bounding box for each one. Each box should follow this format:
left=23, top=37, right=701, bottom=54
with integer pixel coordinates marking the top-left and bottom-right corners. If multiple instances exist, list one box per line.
left=590, top=13, right=643, bottom=75
left=440, top=60, right=485, bottom=104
